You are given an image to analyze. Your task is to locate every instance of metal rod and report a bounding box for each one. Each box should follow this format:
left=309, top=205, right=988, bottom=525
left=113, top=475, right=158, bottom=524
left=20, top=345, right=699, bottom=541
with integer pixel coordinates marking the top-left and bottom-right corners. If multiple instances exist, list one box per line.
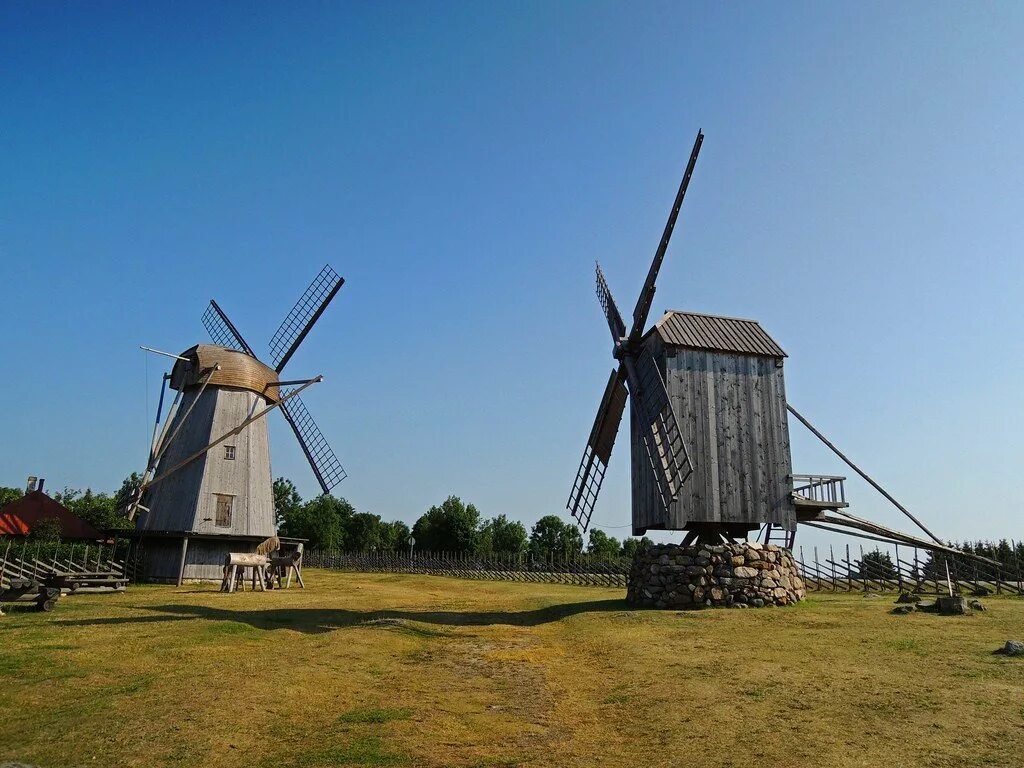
left=140, top=346, right=191, bottom=362
left=787, top=403, right=942, bottom=544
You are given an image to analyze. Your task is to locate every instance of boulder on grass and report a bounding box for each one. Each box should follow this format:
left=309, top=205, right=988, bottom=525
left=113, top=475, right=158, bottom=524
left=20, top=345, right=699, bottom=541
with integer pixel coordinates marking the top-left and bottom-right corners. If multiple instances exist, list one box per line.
left=895, top=592, right=921, bottom=604
left=997, top=640, right=1024, bottom=657
left=892, top=604, right=916, bottom=615
left=937, top=595, right=970, bottom=615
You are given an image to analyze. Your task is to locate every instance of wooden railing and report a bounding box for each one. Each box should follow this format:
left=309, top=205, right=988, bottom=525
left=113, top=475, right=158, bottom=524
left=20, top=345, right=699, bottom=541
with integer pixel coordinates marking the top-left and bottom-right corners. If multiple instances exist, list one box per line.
left=792, top=474, right=846, bottom=504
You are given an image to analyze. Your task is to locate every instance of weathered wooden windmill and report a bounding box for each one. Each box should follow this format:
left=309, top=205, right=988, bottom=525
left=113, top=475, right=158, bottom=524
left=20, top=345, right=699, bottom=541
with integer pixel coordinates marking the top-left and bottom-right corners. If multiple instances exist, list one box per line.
left=568, top=133, right=965, bottom=609
left=130, top=265, right=346, bottom=583
left=568, top=131, right=811, bottom=547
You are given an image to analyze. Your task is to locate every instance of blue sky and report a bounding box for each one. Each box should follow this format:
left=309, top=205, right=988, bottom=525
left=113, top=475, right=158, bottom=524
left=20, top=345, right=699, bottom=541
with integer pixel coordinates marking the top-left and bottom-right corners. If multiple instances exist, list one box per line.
left=2, top=2, right=1022, bottom=550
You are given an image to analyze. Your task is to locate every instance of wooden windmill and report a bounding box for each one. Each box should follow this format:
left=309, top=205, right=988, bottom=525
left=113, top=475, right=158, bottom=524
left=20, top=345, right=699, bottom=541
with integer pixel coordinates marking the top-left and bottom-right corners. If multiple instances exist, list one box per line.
left=568, top=131, right=809, bottom=547
left=130, top=265, right=346, bottom=583
left=568, top=133, right=966, bottom=560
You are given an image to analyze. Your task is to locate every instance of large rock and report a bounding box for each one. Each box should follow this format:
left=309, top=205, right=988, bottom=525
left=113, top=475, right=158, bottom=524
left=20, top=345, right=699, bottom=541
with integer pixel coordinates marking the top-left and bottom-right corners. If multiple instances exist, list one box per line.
left=937, top=595, right=970, bottom=615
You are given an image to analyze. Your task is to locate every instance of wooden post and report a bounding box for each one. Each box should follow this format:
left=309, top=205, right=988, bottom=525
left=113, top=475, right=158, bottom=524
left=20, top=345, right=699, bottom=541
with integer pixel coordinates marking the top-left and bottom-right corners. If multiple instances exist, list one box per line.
left=177, top=536, right=190, bottom=587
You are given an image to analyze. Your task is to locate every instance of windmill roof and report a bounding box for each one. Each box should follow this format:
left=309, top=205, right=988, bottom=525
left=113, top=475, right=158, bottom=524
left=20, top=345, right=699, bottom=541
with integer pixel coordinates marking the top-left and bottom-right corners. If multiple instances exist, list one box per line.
left=651, top=311, right=787, bottom=358
left=0, top=491, right=103, bottom=539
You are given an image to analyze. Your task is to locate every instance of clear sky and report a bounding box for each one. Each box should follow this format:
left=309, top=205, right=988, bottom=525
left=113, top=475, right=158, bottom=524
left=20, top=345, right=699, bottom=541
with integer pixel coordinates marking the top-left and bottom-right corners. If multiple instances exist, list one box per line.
left=2, top=2, right=1022, bottom=551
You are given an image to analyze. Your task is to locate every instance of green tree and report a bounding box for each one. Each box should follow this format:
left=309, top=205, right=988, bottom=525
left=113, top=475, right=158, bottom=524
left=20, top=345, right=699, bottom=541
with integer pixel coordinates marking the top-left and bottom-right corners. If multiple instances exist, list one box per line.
left=529, top=515, right=583, bottom=559
left=412, top=495, right=481, bottom=552
left=380, top=520, right=412, bottom=551
left=273, top=477, right=303, bottom=529
left=55, top=487, right=125, bottom=531
left=29, top=518, right=62, bottom=542
left=345, top=512, right=384, bottom=552
left=858, top=549, right=896, bottom=580
left=587, top=529, right=622, bottom=560
left=278, top=494, right=354, bottom=550
left=0, top=487, right=23, bottom=508
left=621, top=536, right=653, bottom=561
left=113, top=472, right=143, bottom=516
left=478, top=515, right=528, bottom=555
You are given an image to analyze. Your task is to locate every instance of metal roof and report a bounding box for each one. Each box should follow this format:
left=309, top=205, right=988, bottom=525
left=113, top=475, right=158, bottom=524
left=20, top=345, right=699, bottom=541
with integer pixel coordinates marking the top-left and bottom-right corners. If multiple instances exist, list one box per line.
left=651, top=311, right=787, bottom=357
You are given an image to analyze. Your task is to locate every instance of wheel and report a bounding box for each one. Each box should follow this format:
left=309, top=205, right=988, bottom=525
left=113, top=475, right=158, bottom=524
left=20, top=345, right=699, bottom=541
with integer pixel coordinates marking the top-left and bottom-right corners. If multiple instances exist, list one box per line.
left=38, top=599, right=55, bottom=612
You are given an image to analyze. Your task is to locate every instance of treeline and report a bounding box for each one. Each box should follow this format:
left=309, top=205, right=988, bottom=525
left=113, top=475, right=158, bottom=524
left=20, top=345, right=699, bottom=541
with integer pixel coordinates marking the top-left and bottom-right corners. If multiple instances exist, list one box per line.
left=948, top=539, right=1024, bottom=567
left=274, top=479, right=650, bottom=560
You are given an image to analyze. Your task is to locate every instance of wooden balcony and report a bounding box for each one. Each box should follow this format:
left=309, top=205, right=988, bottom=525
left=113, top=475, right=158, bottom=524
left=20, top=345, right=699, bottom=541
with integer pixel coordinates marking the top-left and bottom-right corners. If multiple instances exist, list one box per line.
left=792, top=474, right=849, bottom=520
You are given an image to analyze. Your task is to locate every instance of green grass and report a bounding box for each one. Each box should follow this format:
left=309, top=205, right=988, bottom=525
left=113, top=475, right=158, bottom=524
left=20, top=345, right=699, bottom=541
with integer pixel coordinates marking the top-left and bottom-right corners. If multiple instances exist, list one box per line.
left=1, top=570, right=1023, bottom=767
left=338, top=707, right=413, bottom=724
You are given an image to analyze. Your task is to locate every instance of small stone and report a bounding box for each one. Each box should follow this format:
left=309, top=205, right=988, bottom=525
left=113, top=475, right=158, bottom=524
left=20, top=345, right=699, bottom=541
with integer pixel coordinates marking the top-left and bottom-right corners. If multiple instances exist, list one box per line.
left=892, top=604, right=916, bottom=615
left=895, top=593, right=921, bottom=604
left=730, top=555, right=745, bottom=566
left=1000, top=640, right=1024, bottom=656
left=968, top=599, right=986, bottom=612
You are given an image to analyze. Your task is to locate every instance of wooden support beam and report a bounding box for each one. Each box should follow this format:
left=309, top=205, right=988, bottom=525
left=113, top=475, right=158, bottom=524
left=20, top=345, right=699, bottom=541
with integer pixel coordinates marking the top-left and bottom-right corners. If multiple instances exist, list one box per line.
left=787, top=403, right=943, bottom=544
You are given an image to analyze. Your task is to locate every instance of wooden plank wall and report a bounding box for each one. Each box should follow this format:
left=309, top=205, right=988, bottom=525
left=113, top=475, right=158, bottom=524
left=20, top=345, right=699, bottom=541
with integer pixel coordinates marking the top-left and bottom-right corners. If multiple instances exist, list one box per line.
left=140, top=388, right=275, bottom=539
left=631, top=343, right=795, bottom=533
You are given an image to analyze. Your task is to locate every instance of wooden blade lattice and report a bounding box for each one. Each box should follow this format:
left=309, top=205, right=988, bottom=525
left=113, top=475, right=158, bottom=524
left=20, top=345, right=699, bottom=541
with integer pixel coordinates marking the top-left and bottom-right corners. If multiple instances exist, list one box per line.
left=202, top=301, right=255, bottom=356
left=567, top=367, right=628, bottom=532
left=278, top=388, right=347, bottom=494
left=628, top=347, right=692, bottom=516
left=596, top=263, right=626, bottom=342
left=269, top=265, right=344, bottom=373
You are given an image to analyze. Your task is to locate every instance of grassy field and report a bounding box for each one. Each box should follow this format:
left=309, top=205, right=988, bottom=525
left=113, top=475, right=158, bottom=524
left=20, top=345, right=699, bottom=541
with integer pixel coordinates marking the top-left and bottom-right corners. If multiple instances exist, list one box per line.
left=1, top=571, right=1023, bottom=768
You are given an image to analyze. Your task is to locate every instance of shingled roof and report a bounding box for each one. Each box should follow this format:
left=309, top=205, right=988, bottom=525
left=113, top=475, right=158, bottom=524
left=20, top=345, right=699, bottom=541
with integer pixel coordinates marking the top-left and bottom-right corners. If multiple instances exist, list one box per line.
left=651, top=310, right=787, bottom=358
left=0, top=491, right=103, bottom=539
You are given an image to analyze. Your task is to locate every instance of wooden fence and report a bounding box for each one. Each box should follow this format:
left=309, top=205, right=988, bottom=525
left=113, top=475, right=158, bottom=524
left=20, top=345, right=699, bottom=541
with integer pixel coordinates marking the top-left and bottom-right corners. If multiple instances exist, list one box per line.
left=305, top=549, right=631, bottom=588
left=0, top=537, right=134, bottom=591
left=308, top=545, right=1024, bottom=596
left=796, top=543, right=1024, bottom=595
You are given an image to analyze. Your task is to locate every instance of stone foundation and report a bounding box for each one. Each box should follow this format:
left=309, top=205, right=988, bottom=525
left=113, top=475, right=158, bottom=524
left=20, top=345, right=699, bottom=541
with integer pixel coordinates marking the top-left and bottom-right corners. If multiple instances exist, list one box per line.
left=627, top=541, right=805, bottom=609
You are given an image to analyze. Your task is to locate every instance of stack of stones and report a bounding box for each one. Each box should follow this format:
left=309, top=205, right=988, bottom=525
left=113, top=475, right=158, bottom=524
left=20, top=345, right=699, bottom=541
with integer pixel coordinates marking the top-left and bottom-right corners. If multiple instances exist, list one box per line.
left=626, top=541, right=805, bottom=609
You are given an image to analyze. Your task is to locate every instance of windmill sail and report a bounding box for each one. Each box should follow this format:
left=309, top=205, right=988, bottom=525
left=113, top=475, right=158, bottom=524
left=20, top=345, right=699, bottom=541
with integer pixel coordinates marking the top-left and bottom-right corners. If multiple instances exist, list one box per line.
left=630, top=130, right=703, bottom=339
left=278, top=387, right=347, bottom=494
left=628, top=346, right=692, bottom=512
left=202, top=300, right=256, bottom=356
left=596, top=263, right=626, bottom=342
left=567, top=367, right=628, bottom=532
left=269, top=264, right=345, bottom=372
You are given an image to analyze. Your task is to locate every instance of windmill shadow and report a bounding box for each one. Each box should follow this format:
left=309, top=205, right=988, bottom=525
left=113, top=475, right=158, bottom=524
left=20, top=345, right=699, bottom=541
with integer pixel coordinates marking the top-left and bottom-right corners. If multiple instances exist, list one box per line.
left=53, top=598, right=629, bottom=635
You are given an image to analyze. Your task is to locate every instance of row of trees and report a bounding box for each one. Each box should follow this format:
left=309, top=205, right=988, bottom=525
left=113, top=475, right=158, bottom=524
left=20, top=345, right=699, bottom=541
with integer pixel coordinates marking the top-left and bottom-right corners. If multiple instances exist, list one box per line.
left=274, top=481, right=651, bottom=560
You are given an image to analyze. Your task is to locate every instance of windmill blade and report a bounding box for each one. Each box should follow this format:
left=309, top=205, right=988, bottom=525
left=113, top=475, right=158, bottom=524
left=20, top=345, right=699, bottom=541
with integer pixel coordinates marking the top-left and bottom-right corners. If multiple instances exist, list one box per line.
left=202, top=300, right=256, bottom=356
left=278, top=387, right=347, bottom=494
left=630, top=130, right=704, bottom=338
left=595, top=263, right=626, bottom=342
left=269, top=264, right=345, bottom=373
left=624, top=346, right=693, bottom=515
left=567, top=366, right=628, bottom=532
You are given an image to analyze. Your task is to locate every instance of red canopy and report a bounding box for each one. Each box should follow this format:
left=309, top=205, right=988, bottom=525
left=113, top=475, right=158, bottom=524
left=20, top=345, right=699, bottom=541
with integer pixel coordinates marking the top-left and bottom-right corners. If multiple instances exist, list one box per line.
left=0, top=491, right=102, bottom=539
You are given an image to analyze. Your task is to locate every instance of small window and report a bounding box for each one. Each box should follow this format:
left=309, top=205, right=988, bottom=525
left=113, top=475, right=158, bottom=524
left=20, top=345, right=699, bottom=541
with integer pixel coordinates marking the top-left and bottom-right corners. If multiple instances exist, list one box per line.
left=224, top=445, right=236, bottom=460
left=214, top=494, right=233, bottom=527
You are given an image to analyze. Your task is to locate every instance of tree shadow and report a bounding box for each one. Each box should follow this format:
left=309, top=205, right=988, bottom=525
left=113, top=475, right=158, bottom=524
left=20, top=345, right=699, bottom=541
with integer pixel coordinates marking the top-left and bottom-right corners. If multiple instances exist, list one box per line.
left=53, top=598, right=629, bottom=634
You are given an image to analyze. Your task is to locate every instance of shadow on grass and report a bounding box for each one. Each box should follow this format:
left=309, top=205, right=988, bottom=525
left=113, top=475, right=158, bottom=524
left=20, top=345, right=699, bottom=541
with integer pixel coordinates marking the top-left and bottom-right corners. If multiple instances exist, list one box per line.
left=53, top=598, right=629, bottom=634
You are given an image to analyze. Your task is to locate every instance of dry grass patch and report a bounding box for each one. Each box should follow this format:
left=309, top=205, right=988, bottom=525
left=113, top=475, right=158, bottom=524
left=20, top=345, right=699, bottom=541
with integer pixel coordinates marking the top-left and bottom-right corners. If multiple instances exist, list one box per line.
left=1, top=571, right=1022, bottom=767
